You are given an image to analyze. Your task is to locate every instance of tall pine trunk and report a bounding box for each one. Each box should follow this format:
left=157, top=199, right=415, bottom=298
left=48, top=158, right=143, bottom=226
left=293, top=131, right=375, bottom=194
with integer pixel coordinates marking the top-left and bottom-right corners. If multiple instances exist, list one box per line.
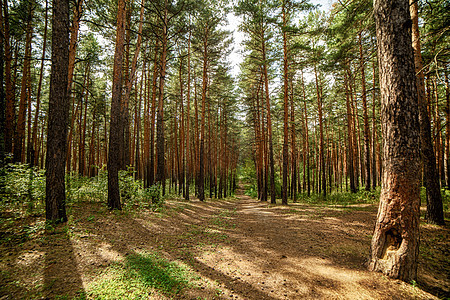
left=107, top=0, right=126, bottom=210
left=359, top=31, right=371, bottom=191
left=369, top=0, right=421, bottom=281
left=409, top=0, right=445, bottom=225
left=156, top=1, right=168, bottom=196
left=14, top=5, right=33, bottom=163
left=3, top=0, right=13, bottom=155
left=199, top=30, right=208, bottom=202
left=262, top=31, right=276, bottom=204
left=185, top=27, right=191, bottom=201
left=45, top=0, right=69, bottom=222
left=281, top=2, right=289, bottom=205
left=31, top=0, right=48, bottom=167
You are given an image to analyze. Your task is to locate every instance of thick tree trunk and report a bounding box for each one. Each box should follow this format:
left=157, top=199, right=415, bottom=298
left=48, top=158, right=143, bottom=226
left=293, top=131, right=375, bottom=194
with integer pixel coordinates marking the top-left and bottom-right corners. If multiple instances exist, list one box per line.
left=409, top=0, right=444, bottom=225
left=107, top=0, right=126, bottom=210
left=45, top=0, right=69, bottom=222
left=369, top=0, right=421, bottom=282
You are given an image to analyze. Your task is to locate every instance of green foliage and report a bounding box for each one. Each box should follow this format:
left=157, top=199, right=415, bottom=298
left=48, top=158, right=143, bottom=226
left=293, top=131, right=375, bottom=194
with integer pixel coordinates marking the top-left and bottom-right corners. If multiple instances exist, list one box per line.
left=439, top=188, right=450, bottom=215
left=298, top=187, right=381, bottom=206
left=67, top=171, right=108, bottom=203
left=244, top=184, right=258, bottom=198
left=0, top=164, right=164, bottom=219
left=0, top=163, right=45, bottom=215
left=87, top=251, right=197, bottom=298
left=119, top=170, right=163, bottom=210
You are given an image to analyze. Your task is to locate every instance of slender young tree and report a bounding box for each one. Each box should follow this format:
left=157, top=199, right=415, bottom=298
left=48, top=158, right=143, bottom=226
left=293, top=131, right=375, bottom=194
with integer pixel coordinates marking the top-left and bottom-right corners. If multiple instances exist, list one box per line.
left=281, top=0, right=289, bottom=205
left=156, top=0, right=168, bottom=195
left=3, top=0, right=13, bottom=156
left=31, top=0, right=49, bottom=167
left=0, top=0, right=5, bottom=168
left=369, top=0, right=421, bottom=281
left=409, top=0, right=444, bottom=225
left=358, top=30, right=371, bottom=191
left=45, top=0, right=70, bottom=222
left=14, top=2, right=33, bottom=163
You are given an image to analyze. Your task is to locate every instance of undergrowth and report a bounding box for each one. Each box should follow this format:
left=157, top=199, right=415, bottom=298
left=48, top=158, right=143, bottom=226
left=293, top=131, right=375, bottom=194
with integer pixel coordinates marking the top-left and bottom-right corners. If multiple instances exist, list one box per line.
left=244, top=182, right=381, bottom=206
left=86, top=251, right=198, bottom=299
left=298, top=188, right=381, bottom=206
left=0, top=164, right=164, bottom=219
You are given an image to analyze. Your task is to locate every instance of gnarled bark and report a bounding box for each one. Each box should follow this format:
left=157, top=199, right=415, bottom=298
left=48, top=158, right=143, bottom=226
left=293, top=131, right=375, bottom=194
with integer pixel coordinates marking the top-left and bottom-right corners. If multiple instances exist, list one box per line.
left=369, top=0, right=421, bottom=282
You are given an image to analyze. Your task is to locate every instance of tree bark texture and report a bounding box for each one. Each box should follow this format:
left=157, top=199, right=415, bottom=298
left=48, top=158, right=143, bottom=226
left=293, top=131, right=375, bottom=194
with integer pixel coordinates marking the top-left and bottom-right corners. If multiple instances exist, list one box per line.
left=45, top=0, right=69, bottom=222
left=107, top=0, right=126, bottom=210
left=369, top=0, right=421, bottom=282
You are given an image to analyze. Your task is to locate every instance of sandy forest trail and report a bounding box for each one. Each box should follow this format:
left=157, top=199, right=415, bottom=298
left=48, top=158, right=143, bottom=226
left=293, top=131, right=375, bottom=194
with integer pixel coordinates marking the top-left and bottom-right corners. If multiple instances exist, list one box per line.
left=1, top=190, right=448, bottom=299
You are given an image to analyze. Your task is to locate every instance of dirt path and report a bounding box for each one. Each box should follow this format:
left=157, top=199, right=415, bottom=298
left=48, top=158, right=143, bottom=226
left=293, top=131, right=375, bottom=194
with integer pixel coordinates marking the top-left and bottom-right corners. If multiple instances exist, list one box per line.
left=1, top=191, right=448, bottom=299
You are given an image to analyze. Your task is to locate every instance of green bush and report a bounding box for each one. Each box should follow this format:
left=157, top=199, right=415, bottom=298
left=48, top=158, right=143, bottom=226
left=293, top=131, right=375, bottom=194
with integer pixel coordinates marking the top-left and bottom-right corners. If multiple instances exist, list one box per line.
left=67, top=171, right=108, bottom=203
left=0, top=163, right=45, bottom=215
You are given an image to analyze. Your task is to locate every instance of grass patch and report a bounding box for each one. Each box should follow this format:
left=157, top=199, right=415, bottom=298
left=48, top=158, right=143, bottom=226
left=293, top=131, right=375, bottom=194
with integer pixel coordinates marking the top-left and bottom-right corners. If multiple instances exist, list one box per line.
left=211, top=209, right=236, bottom=229
left=87, top=251, right=198, bottom=299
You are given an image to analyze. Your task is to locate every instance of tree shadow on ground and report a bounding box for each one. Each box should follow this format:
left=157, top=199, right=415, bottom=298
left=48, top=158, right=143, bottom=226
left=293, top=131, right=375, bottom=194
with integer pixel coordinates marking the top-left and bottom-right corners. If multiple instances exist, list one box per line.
left=43, top=224, right=85, bottom=299
left=68, top=197, right=448, bottom=299
left=71, top=202, right=277, bottom=299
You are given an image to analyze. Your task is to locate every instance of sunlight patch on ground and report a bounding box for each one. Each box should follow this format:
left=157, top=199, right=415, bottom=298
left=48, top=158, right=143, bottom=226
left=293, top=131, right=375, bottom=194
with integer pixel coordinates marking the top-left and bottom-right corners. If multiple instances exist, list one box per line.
left=97, top=242, right=124, bottom=262
left=16, top=250, right=45, bottom=266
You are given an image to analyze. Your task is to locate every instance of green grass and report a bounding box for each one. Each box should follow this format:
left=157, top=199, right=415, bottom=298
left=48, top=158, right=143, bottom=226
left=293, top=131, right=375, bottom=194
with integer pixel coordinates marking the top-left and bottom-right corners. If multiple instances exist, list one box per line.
left=211, top=209, right=236, bottom=229
left=86, top=251, right=198, bottom=299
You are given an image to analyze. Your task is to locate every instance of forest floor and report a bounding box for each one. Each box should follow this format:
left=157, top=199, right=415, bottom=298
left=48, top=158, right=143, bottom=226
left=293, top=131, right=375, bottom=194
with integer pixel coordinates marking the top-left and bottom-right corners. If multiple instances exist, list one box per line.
left=0, top=189, right=449, bottom=299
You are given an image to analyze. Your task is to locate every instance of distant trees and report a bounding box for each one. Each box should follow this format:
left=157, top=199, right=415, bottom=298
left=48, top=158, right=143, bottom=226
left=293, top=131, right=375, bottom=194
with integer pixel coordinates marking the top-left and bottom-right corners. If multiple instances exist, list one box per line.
left=0, top=0, right=446, bottom=229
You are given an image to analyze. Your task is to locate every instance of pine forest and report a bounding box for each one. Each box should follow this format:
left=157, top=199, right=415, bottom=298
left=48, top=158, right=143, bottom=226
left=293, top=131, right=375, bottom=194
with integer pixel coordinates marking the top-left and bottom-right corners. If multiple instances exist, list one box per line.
left=0, top=0, right=449, bottom=298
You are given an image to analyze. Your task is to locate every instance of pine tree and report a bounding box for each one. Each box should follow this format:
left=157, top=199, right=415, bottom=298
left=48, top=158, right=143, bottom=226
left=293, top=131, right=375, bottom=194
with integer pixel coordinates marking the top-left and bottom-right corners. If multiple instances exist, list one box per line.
left=369, top=0, right=421, bottom=281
